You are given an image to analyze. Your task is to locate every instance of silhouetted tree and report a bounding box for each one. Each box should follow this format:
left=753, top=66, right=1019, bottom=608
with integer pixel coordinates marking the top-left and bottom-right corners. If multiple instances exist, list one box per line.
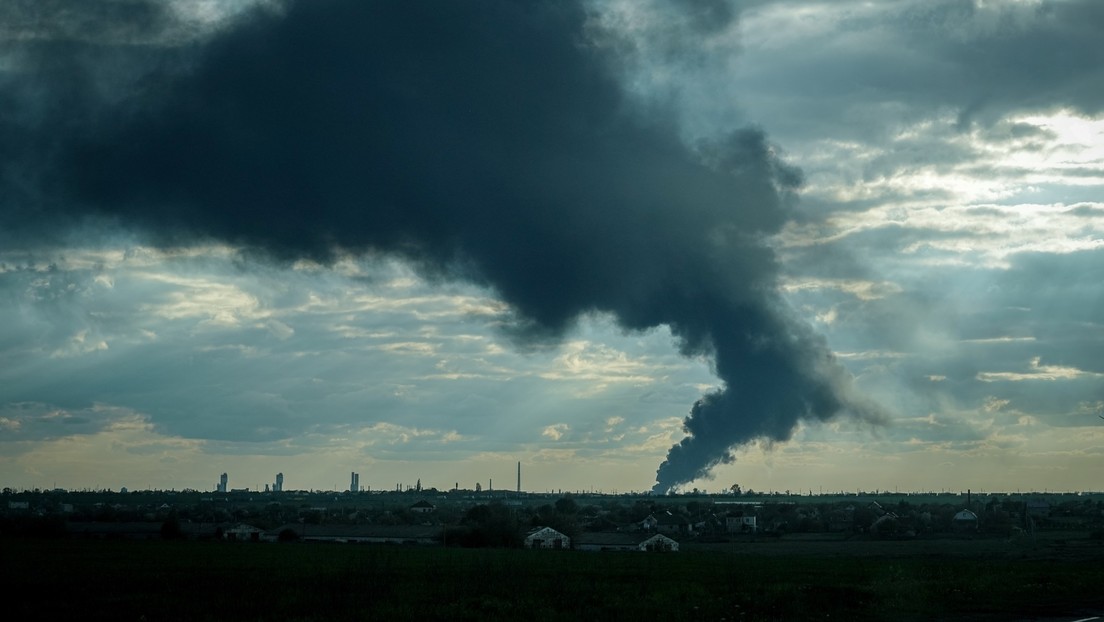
left=459, top=503, right=523, bottom=548
left=554, top=496, right=578, bottom=515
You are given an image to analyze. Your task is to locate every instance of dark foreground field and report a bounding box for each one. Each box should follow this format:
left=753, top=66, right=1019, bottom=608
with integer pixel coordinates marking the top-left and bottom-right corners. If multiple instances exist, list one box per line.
left=3, top=535, right=1103, bottom=621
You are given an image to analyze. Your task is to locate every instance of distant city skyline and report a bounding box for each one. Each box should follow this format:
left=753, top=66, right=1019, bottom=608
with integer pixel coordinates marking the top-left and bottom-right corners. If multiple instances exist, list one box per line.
left=7, top=461, right=1101, bottom=497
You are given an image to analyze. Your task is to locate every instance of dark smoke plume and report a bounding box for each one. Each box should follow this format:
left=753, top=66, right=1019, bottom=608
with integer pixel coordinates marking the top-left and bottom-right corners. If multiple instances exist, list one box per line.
left=0, top=0, right=885, bottom=493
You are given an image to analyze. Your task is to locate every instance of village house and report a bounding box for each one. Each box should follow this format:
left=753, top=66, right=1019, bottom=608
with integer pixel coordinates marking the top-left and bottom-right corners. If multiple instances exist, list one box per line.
left=654, top=511, right=692, bottom=536
left=524, top=526, right=570, bottom=549
left=223, top=523, right=263, bottom=542
left=1026, top=499, right=1051, bottom=518
left=725, top=514, right=757, bottom=534
left=952, top=509, right=978, bottom=533
left=574, top=532, right=679, bottom=552
left=640, top=533, right=679, bottom=552
left=410, top=500, right=436, bottom=514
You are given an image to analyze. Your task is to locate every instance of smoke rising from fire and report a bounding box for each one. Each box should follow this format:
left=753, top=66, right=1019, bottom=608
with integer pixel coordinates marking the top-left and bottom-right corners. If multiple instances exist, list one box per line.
left=0, top=0, right=886, bottom=493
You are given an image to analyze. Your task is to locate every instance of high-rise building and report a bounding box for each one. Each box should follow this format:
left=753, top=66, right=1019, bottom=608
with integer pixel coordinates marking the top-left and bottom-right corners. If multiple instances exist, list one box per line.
left=217, top=472, right=228, bottom=493
left=275, top=472, right=284, bottom=492
left=350, top=472, right=359, bottom=493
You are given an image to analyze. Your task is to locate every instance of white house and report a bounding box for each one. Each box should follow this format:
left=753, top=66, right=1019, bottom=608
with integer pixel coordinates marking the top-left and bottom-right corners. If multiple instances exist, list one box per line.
left=525, top=526, right=570, bottom=549
left=409, top=500, right=436, bottom=513
left=639, top=533, right=679, bottom=552
left=223, top=523, right=263, bottom=542
left=952, top=509, right=978, bottom=533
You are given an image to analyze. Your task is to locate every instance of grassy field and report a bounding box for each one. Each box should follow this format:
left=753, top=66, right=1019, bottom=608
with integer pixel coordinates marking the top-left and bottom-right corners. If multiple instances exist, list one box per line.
left=3, top=535, right=1103, bottom=621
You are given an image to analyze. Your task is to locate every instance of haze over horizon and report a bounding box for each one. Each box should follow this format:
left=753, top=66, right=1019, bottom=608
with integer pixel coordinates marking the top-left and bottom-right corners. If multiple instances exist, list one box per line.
left=2, top=0, right=1103, bottom=495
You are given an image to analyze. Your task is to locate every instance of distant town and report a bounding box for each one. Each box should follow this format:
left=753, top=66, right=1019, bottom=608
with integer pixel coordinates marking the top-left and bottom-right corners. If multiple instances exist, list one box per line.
left=3, top=465, right=1102, bottom=552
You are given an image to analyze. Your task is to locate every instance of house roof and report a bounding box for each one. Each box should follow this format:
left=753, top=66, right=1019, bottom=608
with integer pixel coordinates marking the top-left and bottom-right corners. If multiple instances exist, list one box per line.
left=410, top=500, right=435, bottom=508
left=525, top=526, right=567, bottom=539
left=654, top=512, right=687, bottom=525
left=640, top=533, right=679, bottom=544
left=575, top=532, right=678, bottom=547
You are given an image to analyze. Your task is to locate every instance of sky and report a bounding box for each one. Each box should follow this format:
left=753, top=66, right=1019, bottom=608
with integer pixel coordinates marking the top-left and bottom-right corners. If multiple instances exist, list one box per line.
left=1, top=0, right=1102, bottom=495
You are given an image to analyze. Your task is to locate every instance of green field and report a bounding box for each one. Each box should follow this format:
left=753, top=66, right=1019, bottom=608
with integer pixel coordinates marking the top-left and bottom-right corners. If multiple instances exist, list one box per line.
left=4, top=535, right=1103, bottom=621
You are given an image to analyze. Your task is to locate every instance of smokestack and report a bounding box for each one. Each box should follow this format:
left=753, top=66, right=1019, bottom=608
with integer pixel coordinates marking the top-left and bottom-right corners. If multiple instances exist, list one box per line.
left=517, top=461, right=521, bottom=494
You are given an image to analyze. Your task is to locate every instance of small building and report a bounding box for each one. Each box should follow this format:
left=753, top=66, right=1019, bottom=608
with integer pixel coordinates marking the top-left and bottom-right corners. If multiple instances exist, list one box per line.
left=575, top=532, right=679, bottom=552
left=870, top=513, right=900, bottom=537
left=952, top=509, right=978, bottom=533
left=655, top=511, right=692, bottom=536
left=1026, top=499, right=1051, bottom=518
left=574, top=532, right=641, bottom=552
left=639, top=533, right=679, bottom=552
left=726, top=514, right=757, bottom=534
left=525, top=526, right=570, bottom=550
left=410, top=500, right=436, bottom=514
left=224, top=523, right=263, bottom=542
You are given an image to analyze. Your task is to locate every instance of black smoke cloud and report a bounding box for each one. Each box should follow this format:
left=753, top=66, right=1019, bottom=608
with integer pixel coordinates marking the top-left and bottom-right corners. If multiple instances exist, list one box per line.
left=0, top=0, right=884, bottom=493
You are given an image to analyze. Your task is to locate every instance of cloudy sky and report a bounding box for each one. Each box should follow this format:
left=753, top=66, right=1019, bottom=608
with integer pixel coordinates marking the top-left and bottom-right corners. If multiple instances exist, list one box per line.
left=2, top=0, right=1102, bottom=494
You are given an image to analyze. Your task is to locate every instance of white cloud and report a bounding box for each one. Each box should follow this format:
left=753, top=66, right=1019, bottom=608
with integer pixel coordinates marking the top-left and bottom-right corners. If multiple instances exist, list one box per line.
left=542, top=424, right=570, bottom=441
left=977, top=357, right=1104, bottom=382
left=50, top=329, right=109, bottom=359
left=782, top=277, right=903, bottom=301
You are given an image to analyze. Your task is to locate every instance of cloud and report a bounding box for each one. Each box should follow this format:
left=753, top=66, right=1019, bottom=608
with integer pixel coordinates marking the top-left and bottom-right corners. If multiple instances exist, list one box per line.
left=542, top=424, right=570, bottom=441
left=977, top=357, right=1104, bottom=383
left=0, top=0, right=886, bottom=493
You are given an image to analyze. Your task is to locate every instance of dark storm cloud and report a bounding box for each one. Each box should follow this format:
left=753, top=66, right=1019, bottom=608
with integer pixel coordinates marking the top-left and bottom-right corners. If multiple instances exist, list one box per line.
left=0, top=0, right=177, bottom=43
left=926, top=1, right=1104, bottom=122
left=1, top=0, right=883, bottom=492
left=669, top=0, right=737, bottom=34
left=730, top=0, right=1104, bottom=165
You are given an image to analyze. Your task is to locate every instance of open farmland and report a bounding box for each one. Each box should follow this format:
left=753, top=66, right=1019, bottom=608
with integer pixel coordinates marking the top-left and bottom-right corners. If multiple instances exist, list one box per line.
left=3, top=534, right=1103, bottom=621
